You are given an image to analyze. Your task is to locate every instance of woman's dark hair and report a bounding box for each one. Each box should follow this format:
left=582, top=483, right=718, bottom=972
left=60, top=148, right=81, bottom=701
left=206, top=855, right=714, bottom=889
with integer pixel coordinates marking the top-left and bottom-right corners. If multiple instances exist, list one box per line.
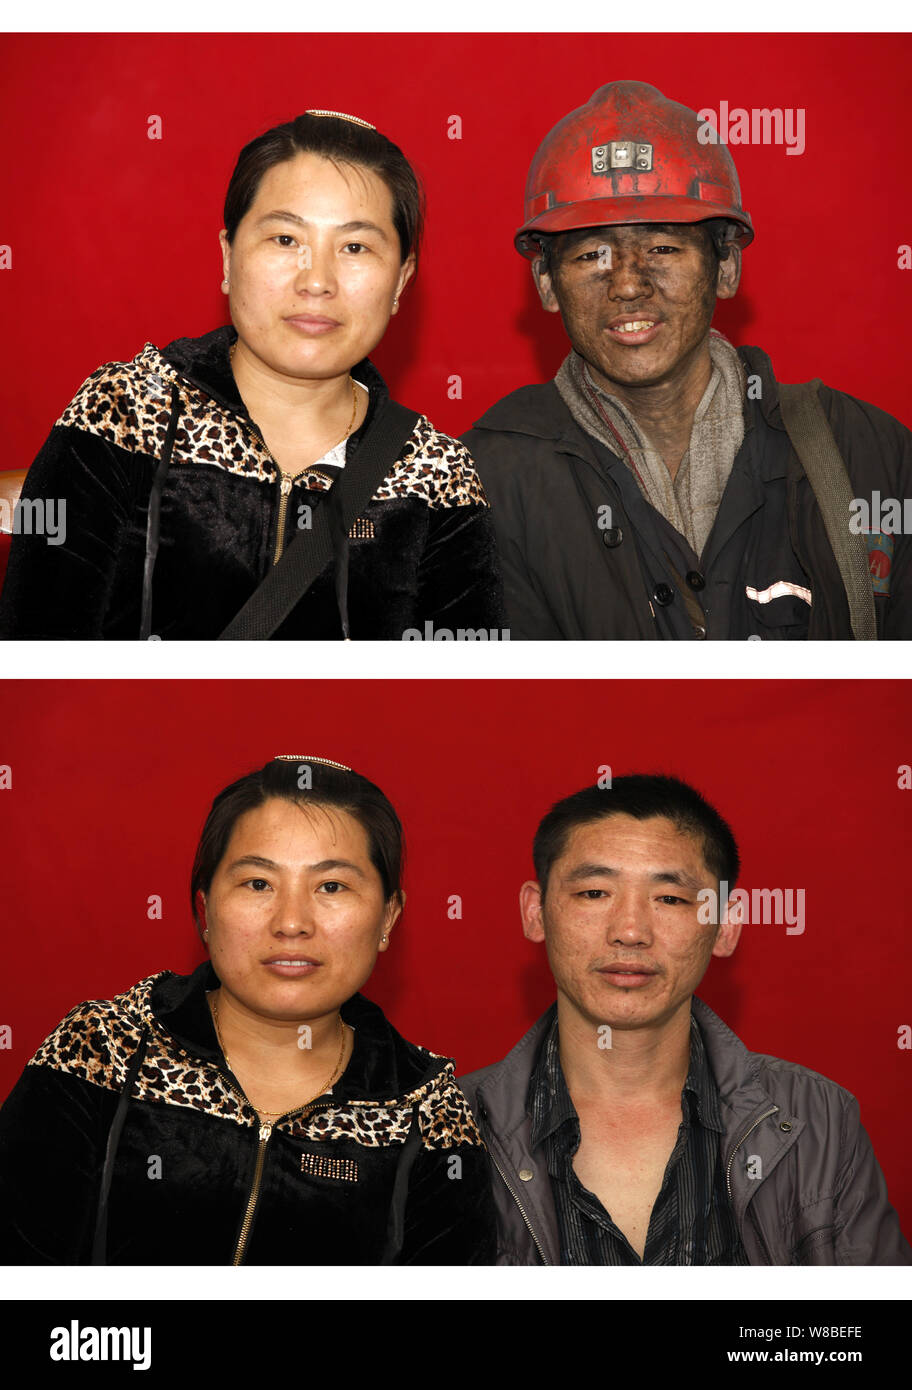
left=532, top=773, right=740, bottom=901
left=223, top=112, right=424, bottom=271
left=190, top=758, right=404, bottom=938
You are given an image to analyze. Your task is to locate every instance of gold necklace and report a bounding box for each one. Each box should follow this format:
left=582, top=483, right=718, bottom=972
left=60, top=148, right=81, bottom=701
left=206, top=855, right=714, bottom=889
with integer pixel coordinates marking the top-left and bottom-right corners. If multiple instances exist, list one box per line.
left=211, top=993, right=347, bottom=1118
left=229, top=340, right=359, bottom=444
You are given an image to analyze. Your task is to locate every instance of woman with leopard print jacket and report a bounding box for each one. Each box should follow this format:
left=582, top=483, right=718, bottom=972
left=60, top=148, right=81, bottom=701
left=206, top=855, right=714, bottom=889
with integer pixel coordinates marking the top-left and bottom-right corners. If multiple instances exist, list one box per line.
left=0, top=111, right=504, bottom=640
left=0, top=756, right=497, bottom=1265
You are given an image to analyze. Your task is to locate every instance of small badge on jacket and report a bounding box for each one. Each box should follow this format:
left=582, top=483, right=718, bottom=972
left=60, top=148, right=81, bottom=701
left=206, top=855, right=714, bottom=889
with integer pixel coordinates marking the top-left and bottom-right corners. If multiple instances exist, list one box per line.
left=864, top=532, right=893, bottom=596
left=300, top=1152, right=360, bottom=1182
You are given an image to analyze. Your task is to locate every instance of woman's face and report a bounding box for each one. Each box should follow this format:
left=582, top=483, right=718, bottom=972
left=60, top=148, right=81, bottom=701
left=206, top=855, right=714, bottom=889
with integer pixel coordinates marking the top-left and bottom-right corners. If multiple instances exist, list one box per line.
left=199, top=797, right=401, bottom=1023
left=219, top=152, right=415, bottom=383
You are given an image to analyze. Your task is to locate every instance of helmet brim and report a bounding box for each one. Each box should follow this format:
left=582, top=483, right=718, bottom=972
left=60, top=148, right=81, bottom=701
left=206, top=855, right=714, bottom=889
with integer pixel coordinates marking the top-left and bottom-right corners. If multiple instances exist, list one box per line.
left=515, top=195, right=754, bottom=259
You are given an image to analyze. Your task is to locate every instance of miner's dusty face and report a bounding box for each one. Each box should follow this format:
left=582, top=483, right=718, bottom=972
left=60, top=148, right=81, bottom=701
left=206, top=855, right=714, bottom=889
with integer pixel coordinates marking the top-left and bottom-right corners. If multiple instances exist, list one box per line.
left=533, top=222, right=740, bottom=392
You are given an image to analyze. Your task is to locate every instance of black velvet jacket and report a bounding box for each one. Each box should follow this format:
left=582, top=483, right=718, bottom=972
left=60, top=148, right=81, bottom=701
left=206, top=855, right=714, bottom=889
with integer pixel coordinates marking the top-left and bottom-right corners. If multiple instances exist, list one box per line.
left=0, top=327, right=505, bottom=639
left=0, top=963, right=496, bottom=1265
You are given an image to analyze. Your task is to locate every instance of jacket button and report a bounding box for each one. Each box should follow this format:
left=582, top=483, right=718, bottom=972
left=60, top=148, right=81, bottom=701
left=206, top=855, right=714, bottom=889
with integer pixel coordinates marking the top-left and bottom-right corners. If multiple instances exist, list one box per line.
left=602, top=526, right=624, bottom=548
left=518, top=1168, right=534, bottom=1181
left=780, top=1122, right=793, bottom=1132
left=693, top=624, right=707, bottom=640
left=686, top=570, right=706, bottom=590
left=653, top=583, right=674, bottom=606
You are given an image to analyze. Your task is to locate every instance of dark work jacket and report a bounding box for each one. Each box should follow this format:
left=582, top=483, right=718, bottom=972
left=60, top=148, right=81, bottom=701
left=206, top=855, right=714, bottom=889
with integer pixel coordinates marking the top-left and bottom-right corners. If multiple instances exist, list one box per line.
left=0, top=962, right=496, bottom=1265
left=0, top=326, right=505, bottom=639
left=458, top=999, right=912, bottom=1266
left=462, top=346, right=912, bottom=639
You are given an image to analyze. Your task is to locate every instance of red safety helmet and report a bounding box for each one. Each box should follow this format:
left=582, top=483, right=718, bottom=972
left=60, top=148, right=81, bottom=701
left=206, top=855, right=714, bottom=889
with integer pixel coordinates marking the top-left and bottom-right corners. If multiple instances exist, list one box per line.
left=515, top=81, right=754, bottom=259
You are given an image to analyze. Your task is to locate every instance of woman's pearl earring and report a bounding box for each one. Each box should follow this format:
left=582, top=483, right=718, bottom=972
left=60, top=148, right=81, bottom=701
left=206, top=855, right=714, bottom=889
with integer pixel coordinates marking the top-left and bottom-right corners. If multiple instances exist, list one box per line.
left=392, top=298, right=399, bottom=312
left=221, top=278, right=229, bottom=291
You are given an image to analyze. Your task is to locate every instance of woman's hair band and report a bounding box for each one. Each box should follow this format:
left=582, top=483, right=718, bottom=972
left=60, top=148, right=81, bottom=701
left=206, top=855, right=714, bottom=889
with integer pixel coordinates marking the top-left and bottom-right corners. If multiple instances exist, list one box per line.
left=273, top=754, right=353, bottom=771
left=304, top=109, right=376, bottom=130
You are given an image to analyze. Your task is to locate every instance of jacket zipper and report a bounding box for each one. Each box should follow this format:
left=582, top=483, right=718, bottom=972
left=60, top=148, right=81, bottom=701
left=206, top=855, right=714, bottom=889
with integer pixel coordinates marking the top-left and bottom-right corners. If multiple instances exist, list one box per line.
left=272, top=468, right=313, bottom=565
left=486, top=1148, right=550, bottom=1266
left=478, top=1112, right=550, bottom=1266
left=230, top=416, right=308, bottom=568
left=227, top=1075, right=445, bottom=1265
left=725, top=1105, right=779, bottom=1199
left=233, top=1120, right=275, bottom=1266
left=165, top=368, right=329, bottom=568
left=725, top=1105, right=779, bottom=1265
left=224, top=1079, right=336, bottom=1267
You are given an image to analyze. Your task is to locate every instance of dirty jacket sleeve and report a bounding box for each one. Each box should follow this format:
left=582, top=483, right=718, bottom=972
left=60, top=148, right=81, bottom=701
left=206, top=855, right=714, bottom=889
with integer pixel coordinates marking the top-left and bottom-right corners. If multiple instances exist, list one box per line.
left=459, top=425, right=565, bottom=640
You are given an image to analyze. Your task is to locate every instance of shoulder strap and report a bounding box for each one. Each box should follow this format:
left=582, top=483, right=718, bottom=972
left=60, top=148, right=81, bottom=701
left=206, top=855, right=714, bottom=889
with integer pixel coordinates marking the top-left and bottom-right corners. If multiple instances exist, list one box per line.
left=91, top=1025, right=150, bottom=1265
left=777, top=381, right=877, bottom=641
left=219, top=400, right=419, bottom=641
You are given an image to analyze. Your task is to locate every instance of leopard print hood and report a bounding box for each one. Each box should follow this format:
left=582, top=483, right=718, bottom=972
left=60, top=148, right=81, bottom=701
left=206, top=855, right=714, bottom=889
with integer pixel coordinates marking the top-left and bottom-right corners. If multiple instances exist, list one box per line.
left=29, top=962, right=482, bottom=1146
left=9, top=962, right=496, bottom=1263
left=53, top=325, right=489, bottom=639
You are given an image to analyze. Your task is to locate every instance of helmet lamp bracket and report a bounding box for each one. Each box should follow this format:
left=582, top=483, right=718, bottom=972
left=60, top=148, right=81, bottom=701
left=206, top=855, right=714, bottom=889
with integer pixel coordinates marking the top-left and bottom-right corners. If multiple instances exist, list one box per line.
left=592, top=141, right=654, bottom=173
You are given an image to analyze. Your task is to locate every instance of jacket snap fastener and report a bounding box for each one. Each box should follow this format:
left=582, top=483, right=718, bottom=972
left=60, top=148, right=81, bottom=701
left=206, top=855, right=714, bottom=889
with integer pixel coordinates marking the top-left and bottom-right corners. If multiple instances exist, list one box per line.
left=780, top=1121, right=793, bottom=1132
left=653, top=583, right=674, bottom=606
left=686, top=570, right=706, bottom=590
left=602, top=526, right=623, bottom=548
left=518, top=1168, right=534, bottom=1181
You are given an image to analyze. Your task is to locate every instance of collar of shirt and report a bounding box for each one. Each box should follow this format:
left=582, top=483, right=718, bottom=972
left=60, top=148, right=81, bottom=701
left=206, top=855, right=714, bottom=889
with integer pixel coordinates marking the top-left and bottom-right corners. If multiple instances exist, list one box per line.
left=527, top=1004, right=724, bottom=1151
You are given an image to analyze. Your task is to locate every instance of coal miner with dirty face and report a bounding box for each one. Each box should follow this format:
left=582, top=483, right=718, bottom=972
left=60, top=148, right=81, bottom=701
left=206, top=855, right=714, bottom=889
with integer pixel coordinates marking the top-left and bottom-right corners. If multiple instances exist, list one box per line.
left=463, top=81, right=912, bottom=641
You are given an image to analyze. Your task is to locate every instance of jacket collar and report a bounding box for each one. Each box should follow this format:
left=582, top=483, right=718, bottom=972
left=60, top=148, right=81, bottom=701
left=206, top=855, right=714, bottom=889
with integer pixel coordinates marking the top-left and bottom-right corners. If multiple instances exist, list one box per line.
left=690, top=996, right=775, bottom=1121
left=157, top=324, right=390, bottom=450
left=473, top=994, right=776, bottom=1149
left=470, top=996, right=801, bottom=1252
left=149, top=960, right=446, bottom=1101
left=469, top=344, right=787, bottom=444
left=472, top=1001, right=556, bottom=1143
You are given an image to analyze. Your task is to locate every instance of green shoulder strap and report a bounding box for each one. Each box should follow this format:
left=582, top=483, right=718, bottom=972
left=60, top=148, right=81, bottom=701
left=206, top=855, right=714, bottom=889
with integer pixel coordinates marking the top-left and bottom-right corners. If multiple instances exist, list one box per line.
left=777, top=380, right=877, bottom=641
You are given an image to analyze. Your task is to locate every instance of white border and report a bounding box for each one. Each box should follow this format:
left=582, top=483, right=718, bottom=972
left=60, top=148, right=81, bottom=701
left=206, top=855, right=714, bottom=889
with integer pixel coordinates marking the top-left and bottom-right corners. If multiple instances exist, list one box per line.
left=1, top=640, right=911, bottom=679
left=1, top=1263, right=910, bottom=1299
left=6, top=3, right=909, bottom=33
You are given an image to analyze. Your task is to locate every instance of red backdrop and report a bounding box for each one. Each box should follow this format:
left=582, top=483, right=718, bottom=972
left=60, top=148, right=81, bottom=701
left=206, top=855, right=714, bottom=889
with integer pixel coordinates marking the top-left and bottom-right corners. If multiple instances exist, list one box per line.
left=1, top=29, right=911, bottom=483
left=0, top=678, right=910, bottom=1234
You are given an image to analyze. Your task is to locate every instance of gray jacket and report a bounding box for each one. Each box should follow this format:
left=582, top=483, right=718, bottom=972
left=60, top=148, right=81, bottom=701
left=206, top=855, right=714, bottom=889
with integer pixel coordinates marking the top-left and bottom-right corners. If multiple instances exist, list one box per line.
left=458, top=998, right=912, bottom=1265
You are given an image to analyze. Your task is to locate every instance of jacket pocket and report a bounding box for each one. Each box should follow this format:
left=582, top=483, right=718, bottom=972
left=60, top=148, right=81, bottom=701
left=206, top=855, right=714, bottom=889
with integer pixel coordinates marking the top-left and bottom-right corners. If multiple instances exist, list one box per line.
left=745, top=586, right=812, bottom=639
left=790, top=1224, right=836, bottom=1264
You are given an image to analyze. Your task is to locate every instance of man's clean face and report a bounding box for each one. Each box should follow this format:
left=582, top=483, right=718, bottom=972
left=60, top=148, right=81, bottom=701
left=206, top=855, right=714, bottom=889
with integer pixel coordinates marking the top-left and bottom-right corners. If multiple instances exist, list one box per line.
left=522, top=813, right=740, bottom=1034
left=533, top=223, right=740, bottom=394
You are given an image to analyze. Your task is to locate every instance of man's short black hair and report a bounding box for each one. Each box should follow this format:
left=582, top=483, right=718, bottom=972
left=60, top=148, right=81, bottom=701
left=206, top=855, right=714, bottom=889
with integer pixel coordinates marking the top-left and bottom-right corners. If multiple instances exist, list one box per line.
left=532, top=773, right=740, bottom=900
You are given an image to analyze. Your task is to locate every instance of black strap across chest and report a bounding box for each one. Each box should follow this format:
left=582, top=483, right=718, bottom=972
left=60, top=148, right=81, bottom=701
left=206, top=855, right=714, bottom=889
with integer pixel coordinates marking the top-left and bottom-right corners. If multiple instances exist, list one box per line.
left=218, top=400, right=418, bottom=641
